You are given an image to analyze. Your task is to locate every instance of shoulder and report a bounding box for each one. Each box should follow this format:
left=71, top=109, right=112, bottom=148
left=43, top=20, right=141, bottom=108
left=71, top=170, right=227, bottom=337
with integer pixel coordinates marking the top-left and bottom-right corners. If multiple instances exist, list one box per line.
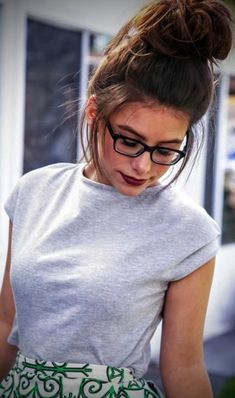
left=155, top=186, right=220, bottom=281
left=164, top=186, right=220, bottom=238
left=16, top=162, right=81, bottom=194
left=4, top=163, right=82, bottom=222
left=20, top=162, right=79, bottom=185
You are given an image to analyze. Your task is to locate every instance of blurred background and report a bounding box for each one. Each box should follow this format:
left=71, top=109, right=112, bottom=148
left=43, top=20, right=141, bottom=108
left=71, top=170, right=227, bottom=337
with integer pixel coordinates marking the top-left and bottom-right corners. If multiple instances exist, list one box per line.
left=0, top=0, right=234, bottom=396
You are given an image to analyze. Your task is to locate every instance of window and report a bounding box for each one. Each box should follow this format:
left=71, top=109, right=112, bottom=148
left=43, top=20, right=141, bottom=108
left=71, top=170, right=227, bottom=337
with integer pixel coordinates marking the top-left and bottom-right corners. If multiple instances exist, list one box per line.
left=23, top=19, right=111, bottom=174
left=24, top=19, right=82, bottom=173
left=88, top=33, right=111, bottom=76
left=222, top=76, right=235, bottom=244
left=204, top=75, right=235, bottom=244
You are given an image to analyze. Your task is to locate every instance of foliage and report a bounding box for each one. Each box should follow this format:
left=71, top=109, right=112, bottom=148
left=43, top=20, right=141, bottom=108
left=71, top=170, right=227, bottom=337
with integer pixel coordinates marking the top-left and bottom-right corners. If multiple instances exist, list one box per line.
left=218, top=377, right=235, bottom=398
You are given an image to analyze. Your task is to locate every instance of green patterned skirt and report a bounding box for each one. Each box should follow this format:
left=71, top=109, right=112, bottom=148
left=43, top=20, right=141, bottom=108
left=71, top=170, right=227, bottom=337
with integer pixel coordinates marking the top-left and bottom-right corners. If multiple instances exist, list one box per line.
left=0, top=352, right=164, bottom=398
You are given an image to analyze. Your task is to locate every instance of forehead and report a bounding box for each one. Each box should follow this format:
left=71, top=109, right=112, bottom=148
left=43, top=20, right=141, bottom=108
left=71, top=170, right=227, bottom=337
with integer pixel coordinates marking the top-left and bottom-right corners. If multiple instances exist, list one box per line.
left=110, top=102, right=190, bottom=140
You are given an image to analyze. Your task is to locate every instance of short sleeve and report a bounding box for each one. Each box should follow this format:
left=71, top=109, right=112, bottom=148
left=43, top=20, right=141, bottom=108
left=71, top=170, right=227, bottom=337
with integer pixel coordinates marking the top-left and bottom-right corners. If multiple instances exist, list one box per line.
left=171, top=235, right=220, bottom=281
left=161, top=186, right=222, bottom=281
left=4, top=180, right=20, bottom=222
left=4, top=163, right=77, bottom=224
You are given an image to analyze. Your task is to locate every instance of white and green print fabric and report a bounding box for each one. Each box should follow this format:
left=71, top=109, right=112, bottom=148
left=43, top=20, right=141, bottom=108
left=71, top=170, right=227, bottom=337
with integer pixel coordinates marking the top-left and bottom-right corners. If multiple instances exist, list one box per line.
left=0, top=353, right=163, bottom=397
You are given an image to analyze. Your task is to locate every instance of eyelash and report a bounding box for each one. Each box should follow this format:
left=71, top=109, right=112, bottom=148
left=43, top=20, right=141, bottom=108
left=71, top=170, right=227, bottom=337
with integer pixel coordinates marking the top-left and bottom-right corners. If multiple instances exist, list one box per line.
left=120, top=137, right=139, bottom=147
left=119, top=134, right=177, bottom=153
left=155, top=148, right=172, bottom=156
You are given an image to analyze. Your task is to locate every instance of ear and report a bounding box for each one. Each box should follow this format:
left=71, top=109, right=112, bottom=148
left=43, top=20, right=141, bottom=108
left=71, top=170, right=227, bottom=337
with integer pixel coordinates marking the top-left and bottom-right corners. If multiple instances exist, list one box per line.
left=86, top=95, right=97, bottom=126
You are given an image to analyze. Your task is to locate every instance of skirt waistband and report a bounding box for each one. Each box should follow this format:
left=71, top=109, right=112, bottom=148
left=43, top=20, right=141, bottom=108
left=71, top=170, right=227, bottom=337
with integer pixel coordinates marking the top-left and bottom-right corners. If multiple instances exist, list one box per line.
left=1, top=352, right=163, bottom=397
left=17, top=352, right=134, bottom=383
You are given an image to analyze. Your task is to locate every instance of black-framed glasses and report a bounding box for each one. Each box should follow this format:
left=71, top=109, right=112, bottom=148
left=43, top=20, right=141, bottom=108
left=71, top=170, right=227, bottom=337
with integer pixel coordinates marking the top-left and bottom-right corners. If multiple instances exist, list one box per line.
left=107, top=122, right=187, bottom=166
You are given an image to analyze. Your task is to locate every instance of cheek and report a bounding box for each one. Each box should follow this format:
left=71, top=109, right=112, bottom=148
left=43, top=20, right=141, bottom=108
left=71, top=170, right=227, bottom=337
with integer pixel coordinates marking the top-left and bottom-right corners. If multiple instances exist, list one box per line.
left=102, top=141, right=115, bottom=163
left=104, top=149, right=127, bottom=171
left=102, top=134, right=125, bottom=168
left=152, top=164, right=170, bottom=179
left=99, top=134, right=118, bottom=169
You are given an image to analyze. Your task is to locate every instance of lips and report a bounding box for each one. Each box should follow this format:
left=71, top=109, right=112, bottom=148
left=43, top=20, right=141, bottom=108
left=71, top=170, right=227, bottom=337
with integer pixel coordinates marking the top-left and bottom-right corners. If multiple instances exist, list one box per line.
left=120, top=172, right=147, bottom=186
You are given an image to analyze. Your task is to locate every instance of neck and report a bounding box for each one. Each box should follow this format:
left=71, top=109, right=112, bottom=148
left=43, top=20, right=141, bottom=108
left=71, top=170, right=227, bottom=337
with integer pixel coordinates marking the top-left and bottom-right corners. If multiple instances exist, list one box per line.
left=84, top=163, right=99, bottom=183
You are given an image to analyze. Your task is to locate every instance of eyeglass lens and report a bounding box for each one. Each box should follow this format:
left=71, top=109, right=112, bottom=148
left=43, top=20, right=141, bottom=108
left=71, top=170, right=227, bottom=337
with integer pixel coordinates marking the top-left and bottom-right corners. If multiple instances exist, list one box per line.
left=115, top=136, right=184, bottom=165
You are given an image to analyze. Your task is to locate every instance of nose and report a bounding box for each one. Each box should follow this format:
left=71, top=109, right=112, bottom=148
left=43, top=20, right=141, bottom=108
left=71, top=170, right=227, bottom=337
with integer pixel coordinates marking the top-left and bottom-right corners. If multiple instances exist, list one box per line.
left=131, top=151, right=152, bottom=176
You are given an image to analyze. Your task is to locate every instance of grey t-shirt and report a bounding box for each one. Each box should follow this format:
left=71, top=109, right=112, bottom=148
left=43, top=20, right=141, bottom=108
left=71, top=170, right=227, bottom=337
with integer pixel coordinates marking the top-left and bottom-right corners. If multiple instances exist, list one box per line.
left=5, top=163, right=220, bottom=377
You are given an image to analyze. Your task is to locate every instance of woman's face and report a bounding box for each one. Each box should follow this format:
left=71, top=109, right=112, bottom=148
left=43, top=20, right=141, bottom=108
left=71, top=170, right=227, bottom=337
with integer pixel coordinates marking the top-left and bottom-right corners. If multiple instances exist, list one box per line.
left=87, top=102, right=189, bottom=196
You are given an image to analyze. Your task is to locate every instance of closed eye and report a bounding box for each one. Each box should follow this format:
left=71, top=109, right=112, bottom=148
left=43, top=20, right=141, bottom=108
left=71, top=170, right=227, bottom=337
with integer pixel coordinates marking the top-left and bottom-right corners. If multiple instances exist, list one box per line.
left=155, top=147, right=175, bottom=156
left=119, top=136, right=140, bottom=148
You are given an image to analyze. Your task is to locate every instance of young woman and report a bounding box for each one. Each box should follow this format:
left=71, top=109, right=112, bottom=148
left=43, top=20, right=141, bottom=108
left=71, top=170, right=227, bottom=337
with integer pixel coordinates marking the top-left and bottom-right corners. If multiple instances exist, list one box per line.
left=0, top=1, right=233, bottom=397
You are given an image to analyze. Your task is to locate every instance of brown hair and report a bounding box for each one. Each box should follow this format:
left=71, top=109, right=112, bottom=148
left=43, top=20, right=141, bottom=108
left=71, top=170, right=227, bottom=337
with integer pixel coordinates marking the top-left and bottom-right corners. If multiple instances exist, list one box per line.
left=80, top=0, right=233, bottom=183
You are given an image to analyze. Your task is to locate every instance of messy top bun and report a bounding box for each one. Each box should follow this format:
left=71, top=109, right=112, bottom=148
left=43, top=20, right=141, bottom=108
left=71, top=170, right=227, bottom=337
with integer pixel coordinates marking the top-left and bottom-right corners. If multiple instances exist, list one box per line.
left=106, top=0, right=233, bottom=63
left=82, top=0, right=233, bottom=181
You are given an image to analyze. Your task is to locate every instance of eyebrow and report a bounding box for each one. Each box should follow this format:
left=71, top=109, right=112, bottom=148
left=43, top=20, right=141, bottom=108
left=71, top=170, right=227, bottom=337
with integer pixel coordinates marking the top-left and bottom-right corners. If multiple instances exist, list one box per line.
left=117, top=124, right=184, bottom=145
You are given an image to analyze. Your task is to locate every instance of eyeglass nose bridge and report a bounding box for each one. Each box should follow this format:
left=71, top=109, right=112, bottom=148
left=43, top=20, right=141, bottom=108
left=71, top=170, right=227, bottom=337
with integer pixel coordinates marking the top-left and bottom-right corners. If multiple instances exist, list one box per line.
left=108, top=121, right=187, bottom=166
left=134, top=142, right=157, bottom=161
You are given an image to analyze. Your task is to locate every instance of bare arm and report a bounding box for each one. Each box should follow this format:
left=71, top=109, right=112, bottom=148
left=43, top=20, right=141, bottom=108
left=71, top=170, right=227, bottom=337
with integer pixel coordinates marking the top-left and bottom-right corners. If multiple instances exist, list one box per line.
left=0, top=222, right=18, bottom=382
left=160, top=258, right=215, bottom=398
